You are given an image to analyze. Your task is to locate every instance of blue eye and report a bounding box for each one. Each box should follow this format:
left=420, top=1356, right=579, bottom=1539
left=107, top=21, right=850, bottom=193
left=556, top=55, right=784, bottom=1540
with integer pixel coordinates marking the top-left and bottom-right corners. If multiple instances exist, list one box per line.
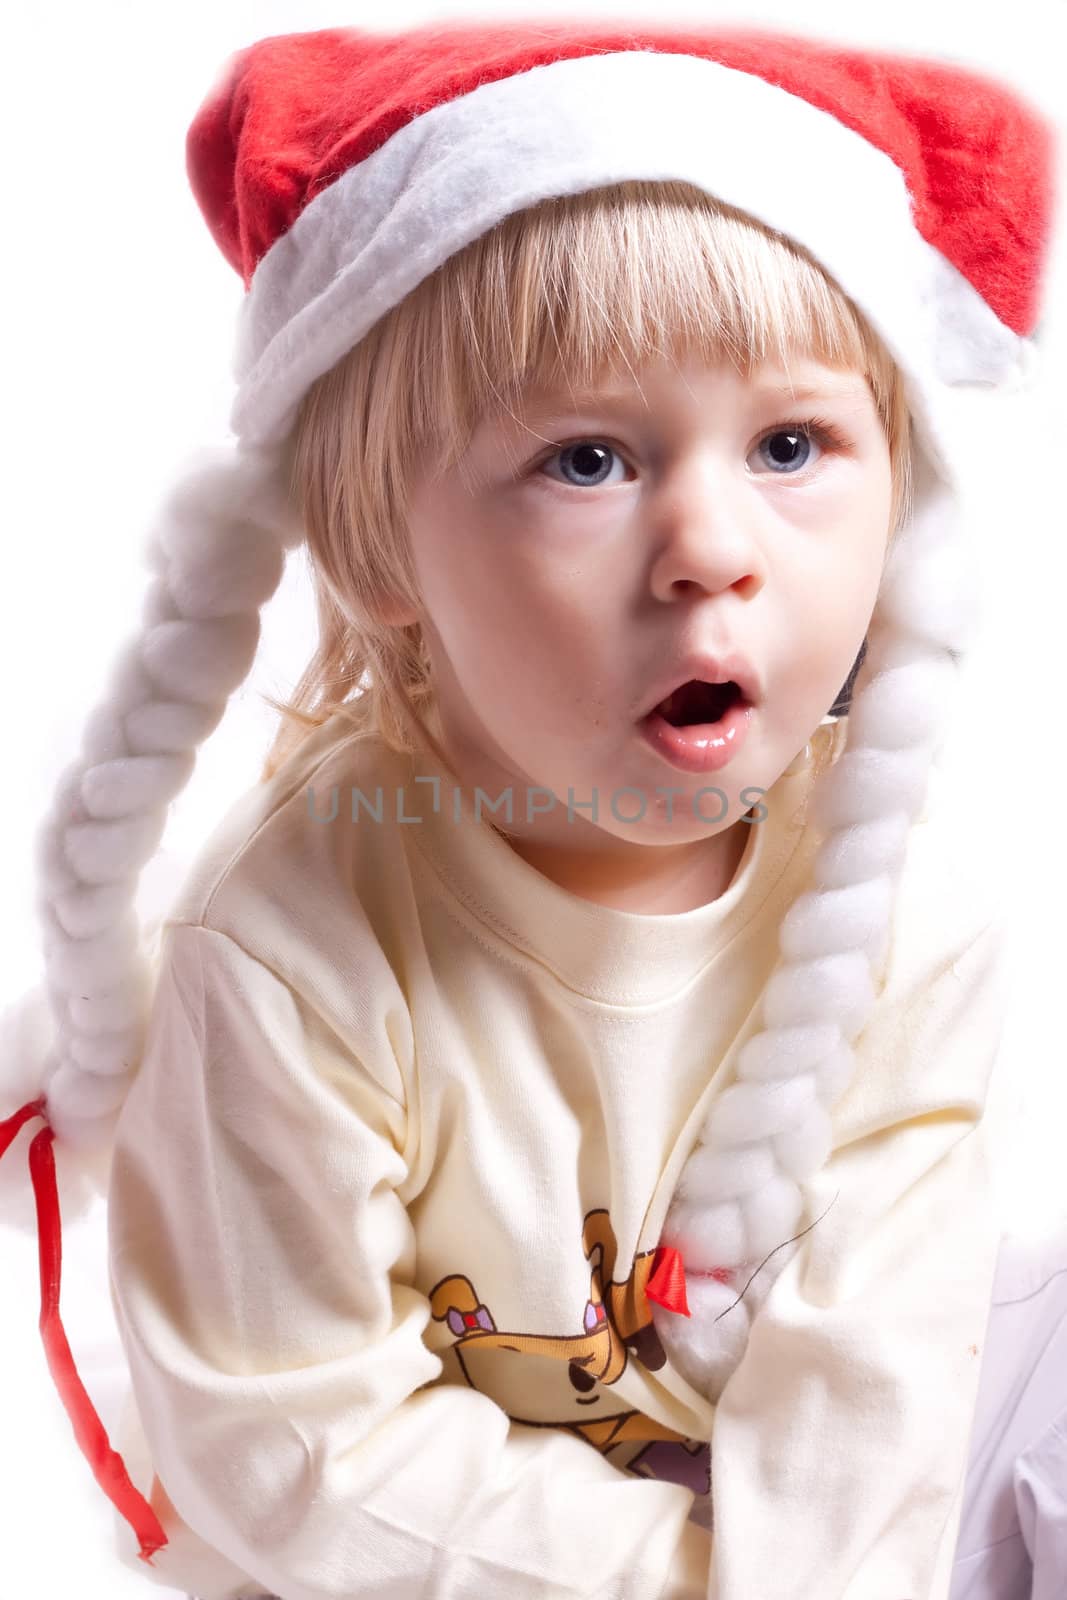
left=541, top=441, right=628, bottom=490
left=758, top=427, right=818, bottom=473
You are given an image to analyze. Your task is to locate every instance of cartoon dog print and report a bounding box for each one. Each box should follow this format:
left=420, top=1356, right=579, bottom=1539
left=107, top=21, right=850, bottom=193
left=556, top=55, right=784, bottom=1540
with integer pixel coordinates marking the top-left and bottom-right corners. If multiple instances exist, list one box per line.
left=428, top=1207, right=712, bottom=1502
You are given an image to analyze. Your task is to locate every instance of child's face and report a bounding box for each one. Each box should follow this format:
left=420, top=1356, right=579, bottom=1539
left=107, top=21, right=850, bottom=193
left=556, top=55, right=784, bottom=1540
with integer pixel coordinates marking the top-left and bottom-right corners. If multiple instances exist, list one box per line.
left=394, top=354, right=893, bottom=884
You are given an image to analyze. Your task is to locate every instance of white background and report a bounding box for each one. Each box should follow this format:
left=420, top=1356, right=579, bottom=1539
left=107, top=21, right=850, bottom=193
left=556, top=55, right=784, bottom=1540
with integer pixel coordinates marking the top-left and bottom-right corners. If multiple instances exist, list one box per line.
left=0, top=3, right=1064, bottom=1597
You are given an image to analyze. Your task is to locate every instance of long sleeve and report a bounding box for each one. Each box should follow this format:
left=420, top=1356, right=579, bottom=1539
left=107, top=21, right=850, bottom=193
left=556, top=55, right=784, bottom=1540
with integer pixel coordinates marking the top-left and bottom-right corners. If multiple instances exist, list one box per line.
left=107, top=922, right=710, bottom=1600
left=707, top=909, right=1012, bottom=1600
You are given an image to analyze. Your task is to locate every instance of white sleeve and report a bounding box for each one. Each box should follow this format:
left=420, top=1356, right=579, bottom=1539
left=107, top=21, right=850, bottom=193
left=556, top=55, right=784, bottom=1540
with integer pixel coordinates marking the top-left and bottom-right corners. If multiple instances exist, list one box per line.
left=107, top=923, right=710, bottom=1600
left=707, top=910, right=1012, bottom=1600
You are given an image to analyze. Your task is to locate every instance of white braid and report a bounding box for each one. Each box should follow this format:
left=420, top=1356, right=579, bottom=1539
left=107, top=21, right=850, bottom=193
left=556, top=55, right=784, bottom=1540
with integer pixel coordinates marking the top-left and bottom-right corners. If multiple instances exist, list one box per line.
left=22, top=439, right=301, bottom=1164
left=652, top=441, right=979, bottom=1406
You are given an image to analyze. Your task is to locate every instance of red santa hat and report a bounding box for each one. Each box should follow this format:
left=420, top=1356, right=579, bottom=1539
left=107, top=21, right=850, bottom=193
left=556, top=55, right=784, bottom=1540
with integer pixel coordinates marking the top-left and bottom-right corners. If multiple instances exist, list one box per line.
left=0, top=15, right=1057, bottom=1564
left=193, top=20, right=1052, bottom=455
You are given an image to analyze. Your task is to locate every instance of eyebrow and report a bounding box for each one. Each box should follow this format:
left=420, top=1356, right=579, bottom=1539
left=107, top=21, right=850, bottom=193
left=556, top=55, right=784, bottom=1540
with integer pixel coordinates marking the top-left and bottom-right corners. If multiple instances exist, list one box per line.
left=510, top=374, right=871, bottom=423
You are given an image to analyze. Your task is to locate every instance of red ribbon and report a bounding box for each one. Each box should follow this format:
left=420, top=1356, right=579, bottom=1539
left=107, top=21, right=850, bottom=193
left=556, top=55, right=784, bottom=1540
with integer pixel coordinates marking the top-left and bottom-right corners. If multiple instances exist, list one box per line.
left=0, top=1096, right=168, bottom=1564
left=646, top=1246, right=737, bottom=1317
left=645, top=1245, right=692, bottom=1316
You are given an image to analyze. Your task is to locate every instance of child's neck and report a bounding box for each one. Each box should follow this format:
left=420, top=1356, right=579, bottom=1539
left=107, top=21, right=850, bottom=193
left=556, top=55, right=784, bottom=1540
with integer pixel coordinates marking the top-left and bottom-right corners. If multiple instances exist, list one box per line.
left=417, top=699, right=755, bottom=914
left=493, top=819, right=751, bottom=914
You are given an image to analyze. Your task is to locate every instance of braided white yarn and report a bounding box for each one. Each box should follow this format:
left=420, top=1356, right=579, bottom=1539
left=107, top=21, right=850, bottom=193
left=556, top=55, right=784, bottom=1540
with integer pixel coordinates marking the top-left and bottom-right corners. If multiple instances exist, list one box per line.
left=21, top=439, right=302, bottom=1164
left=652, top=442, right=978, bottom=1404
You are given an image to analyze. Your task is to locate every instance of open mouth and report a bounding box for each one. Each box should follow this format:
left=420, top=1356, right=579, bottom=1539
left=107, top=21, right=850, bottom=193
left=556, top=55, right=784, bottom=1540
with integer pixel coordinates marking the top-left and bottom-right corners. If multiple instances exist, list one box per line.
left=652, top=679, right=746, bottom=726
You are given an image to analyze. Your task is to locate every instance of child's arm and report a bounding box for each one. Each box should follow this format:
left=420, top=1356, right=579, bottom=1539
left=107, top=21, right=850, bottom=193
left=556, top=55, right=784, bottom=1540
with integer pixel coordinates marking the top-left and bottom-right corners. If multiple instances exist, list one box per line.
left=107, top=922, right=710, bottom=1600
left=707, top=891, right=1011, bottom=1599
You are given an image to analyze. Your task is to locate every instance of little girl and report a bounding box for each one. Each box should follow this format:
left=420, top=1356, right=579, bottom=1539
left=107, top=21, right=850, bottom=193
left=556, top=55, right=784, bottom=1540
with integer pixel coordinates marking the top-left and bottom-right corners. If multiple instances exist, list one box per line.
left=0, top=16, right=1059, bottom=1600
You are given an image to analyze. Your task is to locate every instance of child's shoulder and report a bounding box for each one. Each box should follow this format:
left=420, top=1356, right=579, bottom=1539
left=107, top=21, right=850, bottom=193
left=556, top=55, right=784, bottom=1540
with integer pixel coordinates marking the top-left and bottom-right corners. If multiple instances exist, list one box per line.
left=809, top=718, right=1003, bottom=959
left=159, top=711, right=412, bottom=979
left=827, top=751, right=1012, bottom=1148
left=847, top=754, right=1013, bottom=1131
left=819, top=715, right=1006, bottom=967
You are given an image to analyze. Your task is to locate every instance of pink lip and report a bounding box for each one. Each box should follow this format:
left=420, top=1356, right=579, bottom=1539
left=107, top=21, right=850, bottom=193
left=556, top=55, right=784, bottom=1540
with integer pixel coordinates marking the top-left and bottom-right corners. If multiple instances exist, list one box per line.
left=639, top=698, right=754, bottom=774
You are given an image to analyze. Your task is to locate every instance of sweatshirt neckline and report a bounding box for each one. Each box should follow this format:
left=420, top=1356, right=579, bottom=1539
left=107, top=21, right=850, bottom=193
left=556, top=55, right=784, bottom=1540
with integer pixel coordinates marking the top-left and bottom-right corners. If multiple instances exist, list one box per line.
left=388, top=721, right=844, bottom=1007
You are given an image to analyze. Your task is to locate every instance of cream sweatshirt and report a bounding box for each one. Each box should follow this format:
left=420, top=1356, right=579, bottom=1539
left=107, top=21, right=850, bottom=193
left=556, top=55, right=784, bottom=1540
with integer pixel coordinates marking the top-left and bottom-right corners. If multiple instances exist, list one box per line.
left=105, top=708, right=1013, bottom=1600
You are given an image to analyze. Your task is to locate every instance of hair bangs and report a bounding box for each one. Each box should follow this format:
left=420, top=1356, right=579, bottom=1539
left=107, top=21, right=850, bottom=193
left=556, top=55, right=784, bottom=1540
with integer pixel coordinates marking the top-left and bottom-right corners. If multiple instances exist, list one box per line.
left=395, top=180, right=898, bottom=482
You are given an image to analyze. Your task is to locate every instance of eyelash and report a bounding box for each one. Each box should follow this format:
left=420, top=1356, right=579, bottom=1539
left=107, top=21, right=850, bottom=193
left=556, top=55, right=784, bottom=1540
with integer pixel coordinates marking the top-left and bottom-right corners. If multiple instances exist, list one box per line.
left=525, top=415, right=852, bottom=491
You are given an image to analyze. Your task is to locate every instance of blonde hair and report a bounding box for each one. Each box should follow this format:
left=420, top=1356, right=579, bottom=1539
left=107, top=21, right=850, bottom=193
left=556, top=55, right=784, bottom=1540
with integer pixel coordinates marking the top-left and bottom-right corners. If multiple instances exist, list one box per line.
left=260, top=179, right=913, bottom=781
